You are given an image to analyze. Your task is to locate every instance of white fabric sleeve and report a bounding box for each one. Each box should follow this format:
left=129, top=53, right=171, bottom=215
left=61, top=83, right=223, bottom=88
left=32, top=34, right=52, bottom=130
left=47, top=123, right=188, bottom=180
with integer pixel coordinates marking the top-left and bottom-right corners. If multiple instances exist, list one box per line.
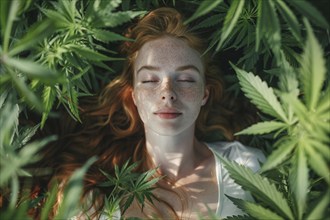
left=207, top=141, right=266, bottom=218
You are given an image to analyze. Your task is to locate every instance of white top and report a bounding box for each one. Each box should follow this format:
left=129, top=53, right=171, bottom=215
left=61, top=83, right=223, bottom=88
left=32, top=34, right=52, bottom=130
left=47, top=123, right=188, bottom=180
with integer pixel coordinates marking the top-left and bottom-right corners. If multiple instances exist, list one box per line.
left=205, top=141, right=266, bottom=217
left=72, top=141, right=265, bottom=219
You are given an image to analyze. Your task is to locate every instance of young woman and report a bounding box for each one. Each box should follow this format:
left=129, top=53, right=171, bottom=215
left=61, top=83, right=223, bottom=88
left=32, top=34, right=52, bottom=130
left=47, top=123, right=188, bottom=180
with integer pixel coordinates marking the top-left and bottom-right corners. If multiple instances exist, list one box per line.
left=46, top=7, right=265, bottom=219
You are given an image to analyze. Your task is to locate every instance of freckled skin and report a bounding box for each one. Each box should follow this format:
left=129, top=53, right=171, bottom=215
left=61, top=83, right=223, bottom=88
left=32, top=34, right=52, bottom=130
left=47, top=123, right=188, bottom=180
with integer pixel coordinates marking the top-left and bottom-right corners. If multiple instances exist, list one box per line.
left=126, top=36, right=218, bottom=218
left=132, top=36, right=209, bottom=136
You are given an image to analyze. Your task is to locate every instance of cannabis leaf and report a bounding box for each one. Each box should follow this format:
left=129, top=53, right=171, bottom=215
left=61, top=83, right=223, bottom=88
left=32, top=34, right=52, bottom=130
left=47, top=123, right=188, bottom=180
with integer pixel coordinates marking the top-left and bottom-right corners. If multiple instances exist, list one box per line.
left=234, top=18, right=329, bottom=219
left=214, top=152, right=294, bottom=219
left=299, top=19, right=326, bottom=110
left=217, top=0, right=245, bottom=50
left=185, top=0, right=223, bottom=24
left=228, top=196, right=284, bottom=220
left=235, top=121, right=287, bottom=135
left=232, top=63, right=288, bottom=122
left=99, top=160, right=161, bottom=215
left=56, top=157, right=98, bottom=219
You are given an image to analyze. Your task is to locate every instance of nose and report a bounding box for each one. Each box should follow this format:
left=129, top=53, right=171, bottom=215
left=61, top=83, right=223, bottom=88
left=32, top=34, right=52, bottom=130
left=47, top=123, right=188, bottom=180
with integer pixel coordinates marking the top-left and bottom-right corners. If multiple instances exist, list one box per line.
left=160, top=80, right=177, bottom=101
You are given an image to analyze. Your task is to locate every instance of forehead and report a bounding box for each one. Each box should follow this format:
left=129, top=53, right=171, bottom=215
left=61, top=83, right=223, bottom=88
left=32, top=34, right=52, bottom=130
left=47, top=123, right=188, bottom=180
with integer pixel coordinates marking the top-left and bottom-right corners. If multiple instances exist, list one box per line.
left=134, top=36, right=203, bottom=71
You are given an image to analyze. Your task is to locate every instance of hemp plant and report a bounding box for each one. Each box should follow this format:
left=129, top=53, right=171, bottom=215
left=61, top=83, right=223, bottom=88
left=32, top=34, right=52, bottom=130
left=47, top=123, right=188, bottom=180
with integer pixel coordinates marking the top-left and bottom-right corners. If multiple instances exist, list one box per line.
left=1, top=0, right=329, bottom=219
left=217, top=20, right=329, bottom=220
left=99, top=160, right=161, bottom=217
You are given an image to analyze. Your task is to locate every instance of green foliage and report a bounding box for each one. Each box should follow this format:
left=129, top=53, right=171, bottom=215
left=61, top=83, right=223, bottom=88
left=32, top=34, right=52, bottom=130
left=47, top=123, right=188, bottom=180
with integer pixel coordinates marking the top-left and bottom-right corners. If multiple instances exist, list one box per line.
left=218, top=0, right=245, bottom=50
left=215, top=152, right=293, bottom=219
left=228, top=196, right=284, bottom=219
left=184, top=0, right=224, bottom=24
left=99, top=160, right=161, bottom=217
left=191, top=0, right=328, bottom=73
left=0, top=0, right=149, bottom=218
left=232, top=63, right=288, bottom=122
left=0, top=0, right=329, bottom=219
left=0, top=157, right=96, bottom=220
left=35, top=0, right=144, bottom=125
left=1, top=0, right=145, bottom=127
left=56, top=157, right=97, bottom=219
left=0, top=91, right=57, bottom=208
left=229, top=20, right=329, bottom=219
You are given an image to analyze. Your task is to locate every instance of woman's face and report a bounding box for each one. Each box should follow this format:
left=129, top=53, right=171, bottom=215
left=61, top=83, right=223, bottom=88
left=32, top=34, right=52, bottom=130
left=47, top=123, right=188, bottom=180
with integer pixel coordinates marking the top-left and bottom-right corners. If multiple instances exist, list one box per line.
left=132, top=36, right=209, bottom=136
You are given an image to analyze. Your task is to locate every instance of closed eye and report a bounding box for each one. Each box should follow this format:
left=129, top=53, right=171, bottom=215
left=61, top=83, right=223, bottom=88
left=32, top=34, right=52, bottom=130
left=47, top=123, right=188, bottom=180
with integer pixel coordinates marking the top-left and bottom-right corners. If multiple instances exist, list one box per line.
left=142, top=80, right=158, bottom=83
left=177, top=79, right=195, bottom=82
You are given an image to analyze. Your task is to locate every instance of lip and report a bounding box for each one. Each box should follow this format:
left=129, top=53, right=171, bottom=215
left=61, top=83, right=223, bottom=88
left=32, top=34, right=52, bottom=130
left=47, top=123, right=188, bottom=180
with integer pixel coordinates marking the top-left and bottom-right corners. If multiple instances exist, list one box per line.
left=154, top=108, right=182, bottom=119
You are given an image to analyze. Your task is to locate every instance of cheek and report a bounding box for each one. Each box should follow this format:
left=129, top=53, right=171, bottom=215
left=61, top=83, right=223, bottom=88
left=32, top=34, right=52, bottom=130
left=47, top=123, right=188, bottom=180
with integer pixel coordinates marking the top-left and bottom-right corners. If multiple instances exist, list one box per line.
left=135, top=88, right=157, bottom=103
left=133, top=89, right=156, bottom=115
left=178, top=86, right=204, bottom=103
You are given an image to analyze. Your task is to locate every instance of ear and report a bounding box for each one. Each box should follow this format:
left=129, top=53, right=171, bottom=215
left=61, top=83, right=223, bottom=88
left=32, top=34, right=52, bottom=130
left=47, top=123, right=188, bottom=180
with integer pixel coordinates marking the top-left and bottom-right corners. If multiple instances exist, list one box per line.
left=201, top=86, right=210, bottom=106
left=131, top=89, right=137, bottom=106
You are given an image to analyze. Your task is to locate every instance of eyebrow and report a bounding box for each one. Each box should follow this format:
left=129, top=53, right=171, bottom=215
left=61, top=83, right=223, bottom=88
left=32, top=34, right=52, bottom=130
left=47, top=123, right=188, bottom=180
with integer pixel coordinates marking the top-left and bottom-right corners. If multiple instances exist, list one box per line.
left=137, top=65, right=201, bottom=74
left=137, top=65, right=160, bottom=74
left=175, top=65, right=201, bottom=73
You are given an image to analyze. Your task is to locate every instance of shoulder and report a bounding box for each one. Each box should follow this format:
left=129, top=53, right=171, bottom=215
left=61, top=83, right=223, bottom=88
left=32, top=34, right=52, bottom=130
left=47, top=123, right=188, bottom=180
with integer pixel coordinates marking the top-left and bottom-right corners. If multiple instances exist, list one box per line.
left=206, top=141, right=266, bottom=172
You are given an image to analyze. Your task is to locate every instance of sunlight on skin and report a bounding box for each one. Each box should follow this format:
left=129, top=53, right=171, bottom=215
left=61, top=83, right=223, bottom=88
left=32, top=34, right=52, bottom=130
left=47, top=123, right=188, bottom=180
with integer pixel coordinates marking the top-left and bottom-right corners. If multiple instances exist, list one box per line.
left=132, top=36, right=210, bottom=179
left=127, top=36, right=218, bottom=218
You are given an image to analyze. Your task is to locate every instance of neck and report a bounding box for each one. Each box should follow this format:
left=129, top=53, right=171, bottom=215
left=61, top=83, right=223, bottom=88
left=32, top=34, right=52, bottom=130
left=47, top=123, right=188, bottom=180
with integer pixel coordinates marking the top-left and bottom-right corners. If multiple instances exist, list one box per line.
left=145, top=125, right=202, bottom=181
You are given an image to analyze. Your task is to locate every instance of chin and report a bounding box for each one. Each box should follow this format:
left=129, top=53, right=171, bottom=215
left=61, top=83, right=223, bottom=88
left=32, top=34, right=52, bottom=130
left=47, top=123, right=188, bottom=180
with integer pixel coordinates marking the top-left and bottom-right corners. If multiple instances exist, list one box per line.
left=149, top=125, right=190, bottom=136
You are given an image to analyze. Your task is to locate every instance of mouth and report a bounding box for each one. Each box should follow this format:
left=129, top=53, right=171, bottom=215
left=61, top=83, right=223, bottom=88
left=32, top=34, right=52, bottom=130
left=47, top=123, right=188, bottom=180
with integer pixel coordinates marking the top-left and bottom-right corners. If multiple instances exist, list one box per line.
left=154, top=109, right=182, bottom=119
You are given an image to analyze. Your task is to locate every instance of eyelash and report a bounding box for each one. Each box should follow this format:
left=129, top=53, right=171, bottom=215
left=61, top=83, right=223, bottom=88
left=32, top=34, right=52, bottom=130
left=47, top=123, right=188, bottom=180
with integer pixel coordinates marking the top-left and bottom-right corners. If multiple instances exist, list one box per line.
left=178, top=79, right=195, bottom=82
left=142, top=80, right=158, bottom=83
